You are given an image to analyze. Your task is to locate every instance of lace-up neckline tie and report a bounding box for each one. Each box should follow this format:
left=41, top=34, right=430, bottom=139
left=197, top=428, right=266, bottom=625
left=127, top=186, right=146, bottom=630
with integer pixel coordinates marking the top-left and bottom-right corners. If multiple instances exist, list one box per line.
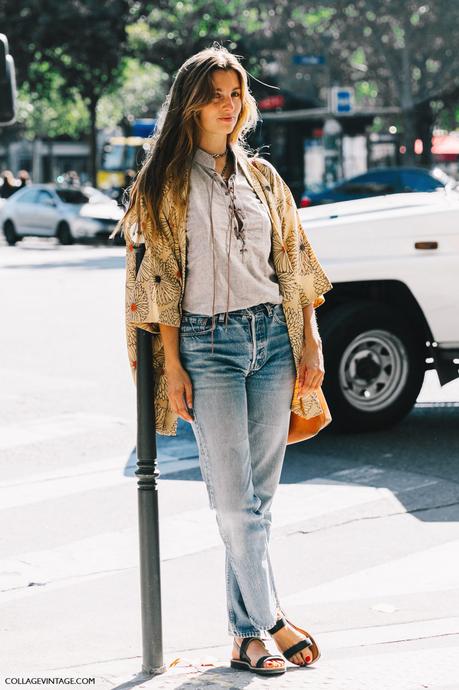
left=208, top=157, right=245, bottom=354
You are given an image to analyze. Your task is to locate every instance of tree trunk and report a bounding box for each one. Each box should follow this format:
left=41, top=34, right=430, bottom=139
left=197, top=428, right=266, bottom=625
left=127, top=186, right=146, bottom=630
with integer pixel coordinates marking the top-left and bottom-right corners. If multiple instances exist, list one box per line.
left=399, top=37, right=417, bottom=166
left=415, top=101, right=434, bottom=168
left=401, top=107, right=417, bottom=165
left=89, top=94, right=98, bottom=186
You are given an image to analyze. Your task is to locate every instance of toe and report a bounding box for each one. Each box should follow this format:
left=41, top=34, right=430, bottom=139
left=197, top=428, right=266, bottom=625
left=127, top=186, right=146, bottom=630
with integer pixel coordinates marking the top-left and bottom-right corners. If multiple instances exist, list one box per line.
left=270, top=660, right=283, bottom=669
left=302, top=650, right=312, bottom=664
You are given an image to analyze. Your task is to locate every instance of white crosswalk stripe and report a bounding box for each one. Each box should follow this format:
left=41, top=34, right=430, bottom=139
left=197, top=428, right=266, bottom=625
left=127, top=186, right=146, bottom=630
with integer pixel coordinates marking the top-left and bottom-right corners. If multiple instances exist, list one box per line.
left=0, top=464, right=418, bottom=604
left=283, top=538, right=459, bottom=605
left=0, top=413, right=130, bottom=450
left=0, top=453, right=199, bottom=510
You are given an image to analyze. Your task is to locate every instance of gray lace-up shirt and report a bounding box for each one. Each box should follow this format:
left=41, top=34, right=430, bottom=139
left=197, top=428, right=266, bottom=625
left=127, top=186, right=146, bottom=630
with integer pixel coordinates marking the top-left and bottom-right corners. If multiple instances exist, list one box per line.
left=182, top=146, right=283, bottom=317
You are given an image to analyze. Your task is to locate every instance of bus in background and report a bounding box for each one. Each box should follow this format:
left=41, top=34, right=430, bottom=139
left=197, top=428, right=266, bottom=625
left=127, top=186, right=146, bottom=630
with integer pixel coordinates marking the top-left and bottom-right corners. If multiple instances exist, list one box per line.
left=97, top=118, right=156, bottom=197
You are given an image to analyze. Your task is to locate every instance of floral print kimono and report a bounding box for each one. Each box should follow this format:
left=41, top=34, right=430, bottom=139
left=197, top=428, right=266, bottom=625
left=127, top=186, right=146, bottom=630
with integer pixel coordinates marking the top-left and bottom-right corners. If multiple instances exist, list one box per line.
left=124, top=154, right=333, bottom=436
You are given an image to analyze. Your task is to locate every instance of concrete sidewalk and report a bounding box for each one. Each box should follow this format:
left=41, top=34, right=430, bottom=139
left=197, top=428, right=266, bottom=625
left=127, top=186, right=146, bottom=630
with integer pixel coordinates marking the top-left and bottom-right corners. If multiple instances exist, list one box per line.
left=4, top=621, right=458, bottom=689
left=2, top=419, right=459, bottom=690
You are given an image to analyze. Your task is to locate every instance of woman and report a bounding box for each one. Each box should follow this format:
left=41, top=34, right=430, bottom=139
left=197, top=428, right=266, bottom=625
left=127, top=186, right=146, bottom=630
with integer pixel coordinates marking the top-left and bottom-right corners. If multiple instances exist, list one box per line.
left=114, top=44, right=333, bottom=676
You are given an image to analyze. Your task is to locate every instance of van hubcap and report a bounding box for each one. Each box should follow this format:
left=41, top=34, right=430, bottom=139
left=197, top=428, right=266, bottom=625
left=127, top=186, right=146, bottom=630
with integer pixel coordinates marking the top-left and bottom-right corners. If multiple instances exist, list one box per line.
left=338, top=329, right=409, bottom=411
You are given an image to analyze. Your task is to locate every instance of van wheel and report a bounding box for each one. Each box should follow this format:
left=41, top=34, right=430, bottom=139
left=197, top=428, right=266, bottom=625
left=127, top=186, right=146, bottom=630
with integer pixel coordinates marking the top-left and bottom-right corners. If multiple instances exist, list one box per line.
left=56, top=222, right=74, bottom=245
left=3, top=220, right=19, bottom=246
left=319, top=301, right=426, bottom=432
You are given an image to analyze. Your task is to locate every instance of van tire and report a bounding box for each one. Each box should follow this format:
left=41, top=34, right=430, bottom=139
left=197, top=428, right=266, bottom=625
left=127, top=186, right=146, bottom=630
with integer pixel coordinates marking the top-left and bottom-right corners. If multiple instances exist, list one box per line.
left=319, top=301, right=426, bottom=432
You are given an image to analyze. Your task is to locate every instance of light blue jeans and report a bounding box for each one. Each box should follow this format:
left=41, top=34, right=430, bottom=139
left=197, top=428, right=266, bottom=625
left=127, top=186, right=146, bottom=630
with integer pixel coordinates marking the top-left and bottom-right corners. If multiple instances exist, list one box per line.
left=179, top=302, right=297, bottom=637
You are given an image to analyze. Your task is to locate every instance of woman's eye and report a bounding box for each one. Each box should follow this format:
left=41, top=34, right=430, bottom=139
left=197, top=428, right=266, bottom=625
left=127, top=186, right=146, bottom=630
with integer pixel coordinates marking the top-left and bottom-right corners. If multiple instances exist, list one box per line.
left=212, top=92, right=241, bottom=99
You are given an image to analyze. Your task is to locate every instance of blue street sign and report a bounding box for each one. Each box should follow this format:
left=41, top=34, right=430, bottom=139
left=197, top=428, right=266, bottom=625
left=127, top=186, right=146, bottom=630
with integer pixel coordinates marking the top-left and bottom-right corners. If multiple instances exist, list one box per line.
left=330, top=87, right=354, bottom=114
left=293, top=54, right=325, bottom=65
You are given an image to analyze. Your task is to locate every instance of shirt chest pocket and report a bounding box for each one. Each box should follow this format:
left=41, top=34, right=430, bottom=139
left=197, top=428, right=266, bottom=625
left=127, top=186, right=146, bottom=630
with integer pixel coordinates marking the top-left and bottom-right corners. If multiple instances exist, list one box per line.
left=238, top=193, right=272, bottom=246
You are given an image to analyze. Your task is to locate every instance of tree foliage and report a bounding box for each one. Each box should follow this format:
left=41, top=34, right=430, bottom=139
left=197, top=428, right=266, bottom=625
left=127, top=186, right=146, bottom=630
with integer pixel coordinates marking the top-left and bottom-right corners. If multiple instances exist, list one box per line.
left=1, top=0, right=458, bottom=175
left=0, top=0, right=134, bottom=180
left=330, top=1, right=459, bottom=162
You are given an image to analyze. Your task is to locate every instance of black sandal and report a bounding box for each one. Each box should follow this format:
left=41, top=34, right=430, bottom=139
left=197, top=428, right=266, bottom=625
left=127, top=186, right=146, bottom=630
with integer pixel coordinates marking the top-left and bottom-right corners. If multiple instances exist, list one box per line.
left=230, top=637, right=286, bottom=676
left=268, top=616, right=321, bottom=666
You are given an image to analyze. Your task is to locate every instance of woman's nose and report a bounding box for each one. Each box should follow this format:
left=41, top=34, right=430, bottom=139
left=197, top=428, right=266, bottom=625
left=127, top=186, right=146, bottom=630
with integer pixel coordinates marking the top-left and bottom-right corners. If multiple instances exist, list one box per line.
left=222, top=96, right=237, bottom=110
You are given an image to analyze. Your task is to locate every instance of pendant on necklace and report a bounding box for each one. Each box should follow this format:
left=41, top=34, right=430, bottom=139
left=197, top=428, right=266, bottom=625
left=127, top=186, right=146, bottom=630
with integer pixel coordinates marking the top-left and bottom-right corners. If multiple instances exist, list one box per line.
left=211, top=148, right=228, bottom=159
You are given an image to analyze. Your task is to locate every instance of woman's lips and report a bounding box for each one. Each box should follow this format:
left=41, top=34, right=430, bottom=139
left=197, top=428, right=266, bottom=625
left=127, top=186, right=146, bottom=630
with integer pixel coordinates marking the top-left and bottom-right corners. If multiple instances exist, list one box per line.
left=219, top=117, right=234, bottom=121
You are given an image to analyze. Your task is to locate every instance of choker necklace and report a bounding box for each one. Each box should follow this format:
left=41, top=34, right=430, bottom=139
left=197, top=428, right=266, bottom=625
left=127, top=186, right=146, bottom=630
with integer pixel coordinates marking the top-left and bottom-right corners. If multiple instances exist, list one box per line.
left=210, top=148, right=228, bottom=159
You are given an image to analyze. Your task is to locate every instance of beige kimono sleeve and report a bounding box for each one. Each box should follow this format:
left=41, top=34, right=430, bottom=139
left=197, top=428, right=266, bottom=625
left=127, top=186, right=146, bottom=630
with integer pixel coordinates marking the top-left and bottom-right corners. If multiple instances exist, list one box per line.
left=125, top=196, right=182, bottom=330
left=278, top=177, right=333, bottom=309
left=124, top=196, right=183, bottom=383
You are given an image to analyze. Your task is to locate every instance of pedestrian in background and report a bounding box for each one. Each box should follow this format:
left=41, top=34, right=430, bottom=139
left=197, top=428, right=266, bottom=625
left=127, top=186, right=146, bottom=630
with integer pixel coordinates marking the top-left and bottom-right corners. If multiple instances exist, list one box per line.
left=114, top=44, right=333, bottom=677
left=0, top=169, right=19, bottom=198
left=17, top=169, right=31, bottom=187
left=62, top=170, right=81, bottom=188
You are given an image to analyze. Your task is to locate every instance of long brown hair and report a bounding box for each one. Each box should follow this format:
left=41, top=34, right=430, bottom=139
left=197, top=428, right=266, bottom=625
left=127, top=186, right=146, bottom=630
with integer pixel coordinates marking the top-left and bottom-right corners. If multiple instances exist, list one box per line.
left=111, top=44, right=261, bottom=244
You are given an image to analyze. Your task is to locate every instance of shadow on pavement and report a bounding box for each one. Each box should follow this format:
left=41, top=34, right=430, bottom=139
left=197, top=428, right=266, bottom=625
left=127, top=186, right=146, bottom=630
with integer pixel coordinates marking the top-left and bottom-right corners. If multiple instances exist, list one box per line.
left=142, top=404, right=459, bottom=524
left=109, top=663, right=307, bottom=689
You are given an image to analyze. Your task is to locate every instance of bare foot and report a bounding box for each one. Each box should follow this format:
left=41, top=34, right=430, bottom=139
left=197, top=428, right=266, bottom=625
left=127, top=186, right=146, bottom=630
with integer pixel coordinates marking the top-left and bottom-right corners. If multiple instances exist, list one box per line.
left=270, top=622, right=315, bottom=666
left=232, top=637, right=285, bottom=670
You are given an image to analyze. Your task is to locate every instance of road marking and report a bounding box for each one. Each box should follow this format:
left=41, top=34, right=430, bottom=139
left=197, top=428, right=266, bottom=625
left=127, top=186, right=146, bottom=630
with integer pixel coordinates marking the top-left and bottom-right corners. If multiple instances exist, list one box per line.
left=0, top=413, right=130, bottom=450
left=283, top=538, right=459, bottom=606
left=416, top=369, right=459, bottom=403
left=0, top=468, right=401, bottom=601
left=0, top=368, right=97, bottom=392
left=0, top=452, right=200, bottom=510
left=272, top=477, right=397, bottom=527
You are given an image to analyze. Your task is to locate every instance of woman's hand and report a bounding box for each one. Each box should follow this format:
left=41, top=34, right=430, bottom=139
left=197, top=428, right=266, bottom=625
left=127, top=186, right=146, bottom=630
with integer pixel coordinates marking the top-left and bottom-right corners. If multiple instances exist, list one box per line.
left=298, top=337, right=325, bottom=397
left=165, top=362, right=194, bottom=422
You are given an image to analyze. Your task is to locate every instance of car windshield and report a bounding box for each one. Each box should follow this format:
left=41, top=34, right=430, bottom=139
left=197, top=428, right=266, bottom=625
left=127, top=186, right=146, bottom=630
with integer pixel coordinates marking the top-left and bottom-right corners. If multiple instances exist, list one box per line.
left=55, top=189, right=90, bottom=204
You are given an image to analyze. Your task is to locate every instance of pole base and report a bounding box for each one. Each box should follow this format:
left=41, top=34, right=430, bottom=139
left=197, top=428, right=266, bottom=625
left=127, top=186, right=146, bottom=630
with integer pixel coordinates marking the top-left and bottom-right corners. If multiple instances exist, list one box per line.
left=141, top=663, right=167, bottom=676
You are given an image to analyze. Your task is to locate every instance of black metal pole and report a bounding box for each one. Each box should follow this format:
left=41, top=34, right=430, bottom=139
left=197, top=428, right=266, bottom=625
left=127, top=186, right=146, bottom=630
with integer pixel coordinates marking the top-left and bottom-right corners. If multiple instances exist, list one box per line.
left=135, top=243, right=166, bottom=676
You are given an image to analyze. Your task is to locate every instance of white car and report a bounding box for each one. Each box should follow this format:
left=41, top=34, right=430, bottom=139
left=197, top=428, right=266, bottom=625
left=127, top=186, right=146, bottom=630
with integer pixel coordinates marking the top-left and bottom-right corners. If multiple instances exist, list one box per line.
left=0, top=184, right=124, bottom=245
left=299, top=189, right=459, bottom=431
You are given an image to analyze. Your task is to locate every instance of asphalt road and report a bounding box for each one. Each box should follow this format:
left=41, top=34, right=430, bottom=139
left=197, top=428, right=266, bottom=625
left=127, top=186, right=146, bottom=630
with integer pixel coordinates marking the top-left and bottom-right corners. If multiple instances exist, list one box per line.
left=1, top=238, right=458, bottom=689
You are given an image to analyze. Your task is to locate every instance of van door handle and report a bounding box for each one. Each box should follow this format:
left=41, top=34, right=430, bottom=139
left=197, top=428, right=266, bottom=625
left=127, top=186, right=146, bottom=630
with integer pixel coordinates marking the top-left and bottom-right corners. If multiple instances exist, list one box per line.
left=415, top=241, right=438, bottom=250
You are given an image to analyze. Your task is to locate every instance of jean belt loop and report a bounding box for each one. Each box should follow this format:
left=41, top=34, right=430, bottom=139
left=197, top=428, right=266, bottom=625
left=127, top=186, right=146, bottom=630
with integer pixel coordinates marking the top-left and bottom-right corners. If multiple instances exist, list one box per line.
left=266, top=302, right=273, bottom=317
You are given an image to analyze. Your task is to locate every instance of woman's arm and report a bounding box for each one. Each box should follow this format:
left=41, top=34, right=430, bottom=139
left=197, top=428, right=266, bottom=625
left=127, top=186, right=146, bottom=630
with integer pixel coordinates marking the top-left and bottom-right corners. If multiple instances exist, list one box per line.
left=159, top=324, right=194, bottom=422
left=298, top=304, right=324, bottom=397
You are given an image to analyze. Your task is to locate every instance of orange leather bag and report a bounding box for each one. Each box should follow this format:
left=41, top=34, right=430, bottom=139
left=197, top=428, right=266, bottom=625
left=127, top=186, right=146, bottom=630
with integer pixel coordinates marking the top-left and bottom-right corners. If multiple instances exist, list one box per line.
left=287, top=380, right=332, bottom=445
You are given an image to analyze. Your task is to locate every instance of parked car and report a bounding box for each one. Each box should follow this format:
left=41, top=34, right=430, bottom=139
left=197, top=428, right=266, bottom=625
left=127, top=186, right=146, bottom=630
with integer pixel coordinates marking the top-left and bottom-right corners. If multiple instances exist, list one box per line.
left=0, top=183, right=124, bottom=245
left=299, top=189, right=459, bottom=432
left=300, top=166, right=458, bottom=207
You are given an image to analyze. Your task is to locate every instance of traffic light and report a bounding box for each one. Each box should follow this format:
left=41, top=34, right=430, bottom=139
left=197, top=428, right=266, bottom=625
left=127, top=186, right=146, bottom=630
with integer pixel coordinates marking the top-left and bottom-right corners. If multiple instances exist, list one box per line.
left=0, top=34, right=17, bottom=125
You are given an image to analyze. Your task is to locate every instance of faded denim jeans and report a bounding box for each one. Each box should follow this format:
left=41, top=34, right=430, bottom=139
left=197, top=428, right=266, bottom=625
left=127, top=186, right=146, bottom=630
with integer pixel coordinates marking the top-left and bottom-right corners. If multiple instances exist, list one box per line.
left=179, top=302, right=297, bottom=637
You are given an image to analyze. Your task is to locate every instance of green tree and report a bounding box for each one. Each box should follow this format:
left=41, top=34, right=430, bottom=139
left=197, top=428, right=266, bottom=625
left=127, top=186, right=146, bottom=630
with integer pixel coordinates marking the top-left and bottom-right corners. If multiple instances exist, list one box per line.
left=332, top=0, right=459, bottom=164
left=130, top=0, right=334, bottom=100
left=1, top=0, right=134, bottom=181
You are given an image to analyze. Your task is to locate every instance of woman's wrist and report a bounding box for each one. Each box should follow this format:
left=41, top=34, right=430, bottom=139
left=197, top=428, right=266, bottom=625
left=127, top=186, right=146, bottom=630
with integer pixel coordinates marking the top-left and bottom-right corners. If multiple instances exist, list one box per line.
left=302, top=304, right=321, bottom=347
left=303, top=334, right=322, bottom=349
left=165, top=357, right=183, bottom=373
left=159, top=323, right=181, bottom=372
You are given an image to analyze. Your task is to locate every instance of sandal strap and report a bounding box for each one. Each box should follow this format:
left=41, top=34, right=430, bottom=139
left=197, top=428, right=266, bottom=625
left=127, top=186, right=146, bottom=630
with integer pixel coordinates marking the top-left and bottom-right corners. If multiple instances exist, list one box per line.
left=239, top=637, right=262, bottom=664
left=283, top=638, right=313, bottom=660
left=267, top=616, right=287, bottom=635
left=256, top=654, right=285, bottom=669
